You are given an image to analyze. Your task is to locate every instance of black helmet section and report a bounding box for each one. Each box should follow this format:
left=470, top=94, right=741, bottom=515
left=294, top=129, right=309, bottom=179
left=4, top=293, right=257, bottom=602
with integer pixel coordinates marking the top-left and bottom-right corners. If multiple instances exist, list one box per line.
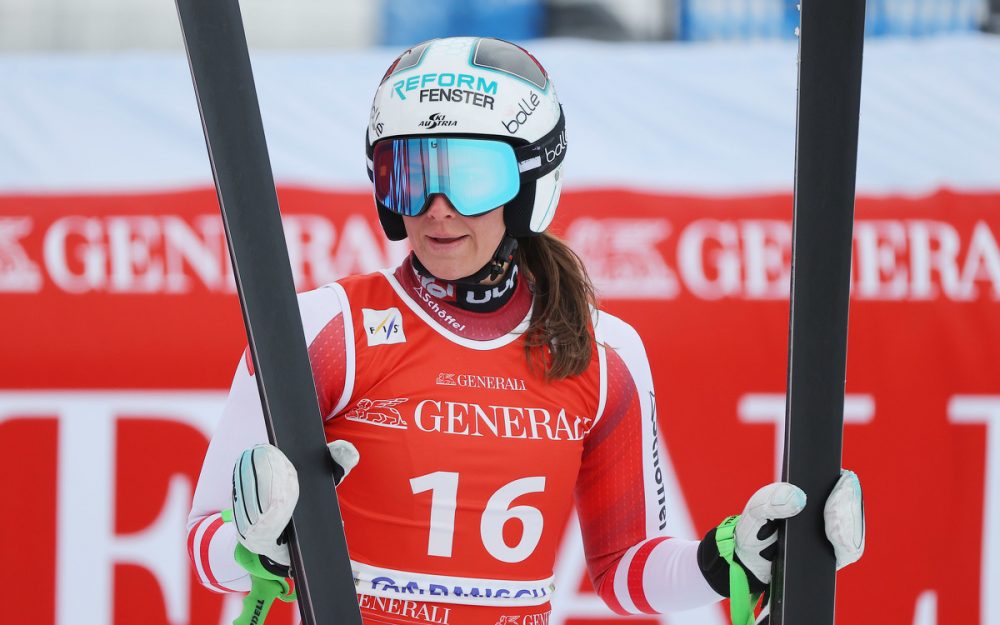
left=376, top=202, right=407, bottom=241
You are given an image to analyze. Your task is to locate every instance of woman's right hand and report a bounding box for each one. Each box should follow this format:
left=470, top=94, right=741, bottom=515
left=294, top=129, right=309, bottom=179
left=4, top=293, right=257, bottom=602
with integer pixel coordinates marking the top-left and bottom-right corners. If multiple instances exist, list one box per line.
left=231, top=440, right=360, bottom=567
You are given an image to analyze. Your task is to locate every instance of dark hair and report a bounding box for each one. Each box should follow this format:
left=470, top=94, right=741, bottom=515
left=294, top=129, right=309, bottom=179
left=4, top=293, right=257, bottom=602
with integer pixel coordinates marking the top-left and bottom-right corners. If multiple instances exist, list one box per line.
left=515, top=232, right=597, bottom=379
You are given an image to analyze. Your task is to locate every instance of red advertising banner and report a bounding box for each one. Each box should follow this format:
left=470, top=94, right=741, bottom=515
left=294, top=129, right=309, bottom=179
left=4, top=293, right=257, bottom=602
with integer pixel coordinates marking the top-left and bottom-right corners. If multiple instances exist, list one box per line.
left=1, top=187, right=998, bottom=625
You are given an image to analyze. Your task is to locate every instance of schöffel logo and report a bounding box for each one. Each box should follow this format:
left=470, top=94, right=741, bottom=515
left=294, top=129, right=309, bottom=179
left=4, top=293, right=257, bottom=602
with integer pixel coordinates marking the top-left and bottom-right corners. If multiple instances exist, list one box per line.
left=344, top=398, right=409, bottom=429
left=362, top=307, right=406, bottom=346
left=436, top=373, right=527, bottom=391
left=418, top=113, right=458, bottom=130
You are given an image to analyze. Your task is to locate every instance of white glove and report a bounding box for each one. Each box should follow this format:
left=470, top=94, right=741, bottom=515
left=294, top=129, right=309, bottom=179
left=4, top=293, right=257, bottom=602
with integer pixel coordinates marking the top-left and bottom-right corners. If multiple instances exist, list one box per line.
left=231, top=440, right=360, bottom=567
left=735, top=471, right=865, bottom=586
left=824, top=469, right=865, bottom=569
left=735, top=482, right=807, bottom=585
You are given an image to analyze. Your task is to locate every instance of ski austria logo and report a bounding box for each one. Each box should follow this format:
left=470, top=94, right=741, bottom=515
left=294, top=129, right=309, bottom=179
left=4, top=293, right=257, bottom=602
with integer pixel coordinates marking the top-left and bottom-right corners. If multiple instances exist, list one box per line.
left=363, top=307, right=406, bottom=346
left=344, top=398, right=409, bottom=429
left=418, top=113, right=457, bottom=130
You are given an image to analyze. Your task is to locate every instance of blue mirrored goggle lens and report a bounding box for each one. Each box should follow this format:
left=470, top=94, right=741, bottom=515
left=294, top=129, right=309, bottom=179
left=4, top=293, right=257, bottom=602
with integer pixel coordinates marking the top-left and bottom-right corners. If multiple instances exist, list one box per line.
left=373, top=138, right=520, bottom=217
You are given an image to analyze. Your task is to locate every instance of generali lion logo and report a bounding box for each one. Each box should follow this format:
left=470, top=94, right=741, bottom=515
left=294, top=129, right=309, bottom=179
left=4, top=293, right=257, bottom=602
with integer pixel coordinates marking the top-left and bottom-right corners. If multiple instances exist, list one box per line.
left=0, top=218, right=42, bottom=292
left=435, top=373, right=456, bottom=386
left=344, top=398, right=409, bottom=429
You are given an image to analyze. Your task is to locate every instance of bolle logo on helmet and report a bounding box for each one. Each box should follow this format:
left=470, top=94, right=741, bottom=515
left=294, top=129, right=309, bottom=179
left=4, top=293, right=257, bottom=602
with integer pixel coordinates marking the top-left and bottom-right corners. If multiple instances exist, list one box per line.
left=369, top=105, right=384, bottom=137
left=419, top=113, right=458, bottom=130
left=501, top=92, right=541, bottom=134
left=545, top=130, right=567, bottom=163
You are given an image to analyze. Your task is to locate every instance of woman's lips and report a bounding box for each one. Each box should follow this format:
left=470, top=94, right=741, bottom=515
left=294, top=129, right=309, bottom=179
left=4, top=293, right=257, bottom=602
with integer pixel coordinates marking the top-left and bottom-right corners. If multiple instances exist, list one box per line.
left=425, top=234, right=468, bottom=251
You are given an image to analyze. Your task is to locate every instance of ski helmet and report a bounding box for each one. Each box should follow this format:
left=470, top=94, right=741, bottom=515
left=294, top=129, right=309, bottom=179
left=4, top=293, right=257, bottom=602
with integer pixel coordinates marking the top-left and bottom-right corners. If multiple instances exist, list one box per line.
left=366, top=37, right=567, bottom=241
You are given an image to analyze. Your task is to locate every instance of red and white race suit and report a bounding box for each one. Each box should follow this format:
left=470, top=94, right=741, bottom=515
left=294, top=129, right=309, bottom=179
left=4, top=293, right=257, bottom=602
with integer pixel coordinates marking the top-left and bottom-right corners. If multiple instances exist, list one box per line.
left=188, top=258, right=723, bottom=624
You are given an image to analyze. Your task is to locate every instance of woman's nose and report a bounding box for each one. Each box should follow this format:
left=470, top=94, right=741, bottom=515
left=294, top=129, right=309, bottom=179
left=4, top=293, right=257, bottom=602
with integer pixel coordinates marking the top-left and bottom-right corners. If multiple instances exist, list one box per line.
left=424, top=194, right=459, bottom=219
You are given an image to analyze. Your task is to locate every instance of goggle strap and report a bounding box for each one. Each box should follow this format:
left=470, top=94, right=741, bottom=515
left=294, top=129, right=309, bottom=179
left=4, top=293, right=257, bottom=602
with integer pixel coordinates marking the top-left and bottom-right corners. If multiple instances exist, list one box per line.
left=514, top=105, right=566, bottom=182
left=366, top=105, right=566, bottom=184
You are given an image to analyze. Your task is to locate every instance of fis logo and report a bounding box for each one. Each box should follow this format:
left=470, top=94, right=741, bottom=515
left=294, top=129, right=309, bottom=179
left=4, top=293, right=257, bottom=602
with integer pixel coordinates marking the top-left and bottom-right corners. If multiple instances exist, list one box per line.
left=418, top=113, right=458, bottom=130
left=363, top=307, right=406, bottom=346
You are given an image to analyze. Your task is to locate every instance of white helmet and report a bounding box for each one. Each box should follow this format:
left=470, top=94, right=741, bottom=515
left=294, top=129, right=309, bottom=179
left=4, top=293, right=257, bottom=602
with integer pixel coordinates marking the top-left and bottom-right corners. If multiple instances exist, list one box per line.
left=366, top=37, right=567, bottom=240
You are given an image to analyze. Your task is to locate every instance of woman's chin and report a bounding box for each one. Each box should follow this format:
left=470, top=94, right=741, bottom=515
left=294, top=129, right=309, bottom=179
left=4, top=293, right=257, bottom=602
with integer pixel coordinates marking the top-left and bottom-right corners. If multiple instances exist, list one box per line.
left=415, top=256, right=480, bottom=281
left=422, top=264, right=468, bottom=281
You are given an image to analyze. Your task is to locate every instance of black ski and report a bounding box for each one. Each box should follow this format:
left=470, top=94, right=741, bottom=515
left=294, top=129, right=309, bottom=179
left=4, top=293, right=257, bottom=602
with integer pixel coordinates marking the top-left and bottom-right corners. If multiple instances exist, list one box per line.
left=174, top=1, right=362, bottom=623
left=770, top=0, right=867, bottom=623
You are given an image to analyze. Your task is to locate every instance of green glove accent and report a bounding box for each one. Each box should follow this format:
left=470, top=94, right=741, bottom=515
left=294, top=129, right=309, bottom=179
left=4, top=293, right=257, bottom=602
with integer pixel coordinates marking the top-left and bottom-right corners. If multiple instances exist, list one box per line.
left=234, top=542, right=294, bottom=585
left=715, top=515, right=759, bottom=625
left=221, top=508, right=234, bottom=523
left=231, top=536, right=296, bottom=625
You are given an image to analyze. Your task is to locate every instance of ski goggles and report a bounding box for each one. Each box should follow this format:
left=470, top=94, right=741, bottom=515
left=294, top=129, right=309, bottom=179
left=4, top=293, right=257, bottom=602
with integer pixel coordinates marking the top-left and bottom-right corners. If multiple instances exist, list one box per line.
left=372, top=137, right=522, bottom=217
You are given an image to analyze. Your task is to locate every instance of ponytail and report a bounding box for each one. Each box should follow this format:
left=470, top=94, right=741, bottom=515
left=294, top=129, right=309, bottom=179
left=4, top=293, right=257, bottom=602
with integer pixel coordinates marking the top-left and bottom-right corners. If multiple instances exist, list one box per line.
left=515, top=232, right=597, bottom=380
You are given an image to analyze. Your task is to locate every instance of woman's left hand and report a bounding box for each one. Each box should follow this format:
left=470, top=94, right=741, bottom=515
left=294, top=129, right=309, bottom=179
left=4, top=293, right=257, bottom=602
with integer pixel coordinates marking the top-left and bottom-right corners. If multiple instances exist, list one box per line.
left=697, top=469, right=866, bottom=597
left=823, top=469, right=865, bottom=570
left=733, top=470, right=866, bottom=586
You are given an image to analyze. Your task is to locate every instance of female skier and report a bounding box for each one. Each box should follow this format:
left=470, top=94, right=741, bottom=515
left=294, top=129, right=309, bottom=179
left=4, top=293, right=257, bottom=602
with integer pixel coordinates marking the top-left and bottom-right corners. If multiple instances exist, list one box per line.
left=188, top=37, right=864, bottom=625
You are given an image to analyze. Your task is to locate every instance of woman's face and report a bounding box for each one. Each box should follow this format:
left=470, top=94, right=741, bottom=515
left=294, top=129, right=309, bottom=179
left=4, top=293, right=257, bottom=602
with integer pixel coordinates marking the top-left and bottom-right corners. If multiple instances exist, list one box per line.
left=402, top=195, right=506, bottom=281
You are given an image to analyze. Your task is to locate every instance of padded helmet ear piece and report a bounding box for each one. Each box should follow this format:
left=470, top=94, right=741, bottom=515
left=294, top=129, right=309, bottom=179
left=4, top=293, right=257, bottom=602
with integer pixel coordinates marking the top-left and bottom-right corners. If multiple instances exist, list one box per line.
left=377, top=204, right=408, bottom=241
left=528, top=167, right=561, bottom=233
left=502, top=182, right=538, bottom=238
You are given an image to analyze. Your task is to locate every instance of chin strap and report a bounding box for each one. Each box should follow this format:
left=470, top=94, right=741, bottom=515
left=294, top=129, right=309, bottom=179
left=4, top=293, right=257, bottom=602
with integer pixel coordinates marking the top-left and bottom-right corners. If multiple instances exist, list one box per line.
left=455, top=234, right=518, bottom=284
left=715, top=515, right=760, bottom=625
